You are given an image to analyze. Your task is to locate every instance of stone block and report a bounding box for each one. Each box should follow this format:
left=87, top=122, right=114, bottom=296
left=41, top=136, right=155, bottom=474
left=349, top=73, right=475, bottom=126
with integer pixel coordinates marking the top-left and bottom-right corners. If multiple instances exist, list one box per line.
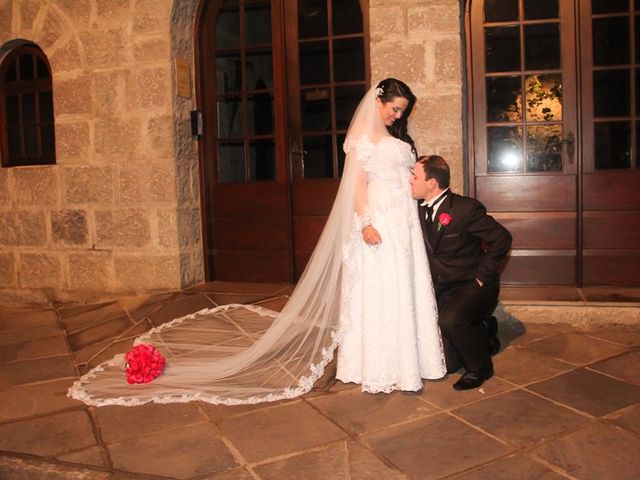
left=80, top=28, right=126, bottom=69
left=51, top=209, right=88, bottom=245
left=95, top=117, right=141, bottom=156
left=147, top=114, right=173, bottom=158
left=19, top=253, right=62, bottom=289
left=178, top=207, right=201, bottom=247
left=13, top=167, right=58, bottom=206
left=132, top=0, right=172, bottom=35
left=67, top=251, right=113, bottom=291
left=158, top=209, right=178, bottom=248
left=370, top=7, right=406, bottom=41
left=371, top=42, right=425, bottom=86
left=132, top=35, right=170, bottom=62
left=114, top=254, right=181, bottom=291
left=95, top=0, right=131, bottom=25
left=96, top=71, right=125, bottom=116
left=408, top=3, right=461, bottom=36
left=48, top=37, right=83, bottom=73
left=435, top=38, right=462, bottom=84
left=18, top=0, right=41, bottom=32
left=0, top=1, right=12, bottom=38
left=149, top=164, right=176, bottom=201
left=33, top=5, right=67, bottom=49
left=118, top=169, right=144, bottom=203
left=411, top=94, right=462, bottom=146
left=55, top=122, right=90, bottom=163
left=53, top=76, right=92, bottom=115
left=63, top=166, right=113, bottom=204
left=180, top=250, right=204, bottom=287
left=0, top=211, right=47, bottom=246
left=95, top=208, right=151, bottom=248
left=128, top=66, right=171, bottom=110
left=0, top=252, right=16, bottom=286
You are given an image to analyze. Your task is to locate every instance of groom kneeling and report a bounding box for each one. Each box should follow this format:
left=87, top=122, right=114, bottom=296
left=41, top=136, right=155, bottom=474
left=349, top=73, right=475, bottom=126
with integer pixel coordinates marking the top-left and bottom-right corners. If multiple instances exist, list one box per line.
left=410, top=155, right=512, bottom=390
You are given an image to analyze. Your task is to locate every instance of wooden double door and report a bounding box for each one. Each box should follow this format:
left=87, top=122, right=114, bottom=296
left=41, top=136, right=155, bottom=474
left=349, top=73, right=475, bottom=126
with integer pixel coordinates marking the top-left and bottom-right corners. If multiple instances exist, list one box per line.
left=469, top=0, right=640, bottom=286
left=197, top=0, right=368, bottom=282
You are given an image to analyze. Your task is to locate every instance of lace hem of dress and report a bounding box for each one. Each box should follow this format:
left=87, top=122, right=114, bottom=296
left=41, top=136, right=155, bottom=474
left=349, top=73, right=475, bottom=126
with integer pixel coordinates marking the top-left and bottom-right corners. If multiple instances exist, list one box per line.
left=336, top=377, right=423, bottom=394
left=67, top=303, right=344, bottom=407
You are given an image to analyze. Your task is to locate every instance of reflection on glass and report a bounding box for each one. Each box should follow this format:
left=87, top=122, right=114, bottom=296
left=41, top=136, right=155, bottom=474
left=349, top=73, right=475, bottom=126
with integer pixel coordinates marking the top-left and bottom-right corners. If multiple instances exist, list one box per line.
left=524, top=23, right=560, bottom=70
left=42, top=124, right=54, bottom=156
left=36, top=58, right=49, bottom=78
left=485, top=26, right=521, bottom=73
left=524, top=0, right=558, bottom=20
left=525, top=74, right=562, bottom=122
left=19, top=54, right=33, bottom=80
left=216, top=54, right=241, bottom=93
left=217, top=98, right=243, bottom=138
left=248, top=93, right=273, bottom=135
left=40, top=92, right=54, bottom=122
left=249, top=140, right=276, bottom=181
left=595, top=121, right=631, bottom=169
left=6, top=95, right=19, bottom=124
left=334, top=38, right=365, bottom=82
left=592, top=0, right=629, bottom=14
left=218, top=143, right=245, bottom=182
left=299, top=41, right=329, bottom=85
left=593, top=18, right=629, bottom=66
left=332, top=0, right=362, bottom=34
left=298, top=0, right=328, bottom=39
left=246, top=50, right=273, bottom=90
left=22, top=94, right=36, bottom=124
left=303, top=135, right=333, bottom=178
left=487, top=76, right=521, bottom=122
left=484, top=0, right=519, bottom=22
left=245, top=1, right=271, bottom=45
left=594, top=70, right=630, bottom=117
left=216, top=5, right=240, bottom=49
left=8, top=127, right=20, bottom=157
left=527, top=125, right=563, bottom=171
left=335, top=85, right=366, bottom=129
left=488, top=126, right=523, bottom=173
left=301, top=89, right=331, bottom=131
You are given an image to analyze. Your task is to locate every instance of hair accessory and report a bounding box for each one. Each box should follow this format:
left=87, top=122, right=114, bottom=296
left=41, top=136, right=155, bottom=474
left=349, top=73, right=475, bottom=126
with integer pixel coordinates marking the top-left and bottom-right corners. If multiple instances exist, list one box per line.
left=375, top=86, right=384, bottom=97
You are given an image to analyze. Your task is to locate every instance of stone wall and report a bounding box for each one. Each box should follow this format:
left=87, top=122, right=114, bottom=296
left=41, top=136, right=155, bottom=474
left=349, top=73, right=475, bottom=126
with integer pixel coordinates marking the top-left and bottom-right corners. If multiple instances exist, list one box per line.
left=370, top=0, right=465, bottom=193
left=0, top=0, right=465, bottom=304
left=0, top=0, right=203, bottom=304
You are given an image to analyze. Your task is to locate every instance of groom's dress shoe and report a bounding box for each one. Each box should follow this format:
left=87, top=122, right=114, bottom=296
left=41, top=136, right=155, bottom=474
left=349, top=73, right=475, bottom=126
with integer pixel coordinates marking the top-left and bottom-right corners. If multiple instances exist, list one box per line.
left=485, top=316, right=501, bottom=356
left=452, top=364, right=494, bottom=391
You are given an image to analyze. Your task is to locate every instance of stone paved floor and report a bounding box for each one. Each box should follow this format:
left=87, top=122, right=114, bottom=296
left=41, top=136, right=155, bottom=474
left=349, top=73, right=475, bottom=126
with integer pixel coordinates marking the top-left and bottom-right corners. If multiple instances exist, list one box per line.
left=1, top=282, right=640, bottom=479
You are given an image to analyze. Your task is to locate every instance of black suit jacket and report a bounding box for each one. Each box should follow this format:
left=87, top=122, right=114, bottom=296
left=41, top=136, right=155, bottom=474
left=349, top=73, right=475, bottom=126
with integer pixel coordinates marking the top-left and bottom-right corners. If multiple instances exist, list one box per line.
left=419, top=192, right=512, bottom=290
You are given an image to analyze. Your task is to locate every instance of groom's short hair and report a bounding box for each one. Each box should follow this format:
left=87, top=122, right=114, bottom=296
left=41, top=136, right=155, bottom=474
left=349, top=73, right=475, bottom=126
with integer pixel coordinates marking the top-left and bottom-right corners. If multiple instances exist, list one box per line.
left=417, top=155, right=450, bottom=189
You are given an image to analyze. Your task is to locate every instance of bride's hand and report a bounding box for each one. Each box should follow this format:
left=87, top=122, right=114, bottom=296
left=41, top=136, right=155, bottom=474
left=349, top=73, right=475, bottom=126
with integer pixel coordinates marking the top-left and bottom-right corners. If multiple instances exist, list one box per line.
left=362, top=225, right=382, bottom=245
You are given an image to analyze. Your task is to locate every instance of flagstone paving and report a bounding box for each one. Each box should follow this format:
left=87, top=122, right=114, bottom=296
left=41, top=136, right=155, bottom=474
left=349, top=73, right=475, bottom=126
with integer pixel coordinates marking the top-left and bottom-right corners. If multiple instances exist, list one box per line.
left=0, top=282, right=639, bottom=479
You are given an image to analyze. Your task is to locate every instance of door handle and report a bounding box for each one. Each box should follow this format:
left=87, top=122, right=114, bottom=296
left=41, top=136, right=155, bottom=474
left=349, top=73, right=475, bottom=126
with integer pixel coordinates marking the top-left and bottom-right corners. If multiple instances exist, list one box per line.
left=562, top=132, right=575, bottom=163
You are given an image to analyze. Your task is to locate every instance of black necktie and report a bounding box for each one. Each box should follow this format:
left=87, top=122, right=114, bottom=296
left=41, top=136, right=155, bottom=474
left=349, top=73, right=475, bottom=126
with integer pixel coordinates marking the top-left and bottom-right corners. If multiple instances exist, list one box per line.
left=425, top=191, right=448, bottom=227
left=425, top=204, right=434, bottom=227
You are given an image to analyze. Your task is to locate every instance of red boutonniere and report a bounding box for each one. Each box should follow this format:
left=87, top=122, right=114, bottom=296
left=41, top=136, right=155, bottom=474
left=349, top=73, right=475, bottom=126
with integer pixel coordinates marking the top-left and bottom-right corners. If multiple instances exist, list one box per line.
left=125, top=344, right=166, bottom=384
left=437, top=212, right=452, bottom=231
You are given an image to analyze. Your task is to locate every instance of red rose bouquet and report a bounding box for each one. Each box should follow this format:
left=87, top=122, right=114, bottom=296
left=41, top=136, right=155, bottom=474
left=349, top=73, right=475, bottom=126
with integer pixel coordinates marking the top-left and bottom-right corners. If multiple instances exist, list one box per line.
left=437, top=212, right=452, bottom=231
left=125, top=344, right=166, bottom=384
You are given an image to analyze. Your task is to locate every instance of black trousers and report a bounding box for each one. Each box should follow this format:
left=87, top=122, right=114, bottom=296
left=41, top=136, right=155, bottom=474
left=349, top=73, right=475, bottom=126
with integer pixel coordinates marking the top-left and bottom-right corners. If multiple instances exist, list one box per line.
left=436, top=280, right=499, bottom=374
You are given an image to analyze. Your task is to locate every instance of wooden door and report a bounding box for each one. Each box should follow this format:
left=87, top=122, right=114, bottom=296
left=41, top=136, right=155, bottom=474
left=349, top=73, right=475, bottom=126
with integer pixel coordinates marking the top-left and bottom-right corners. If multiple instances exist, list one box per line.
left=468, top=0, right=640, bottom=287
left=469, top=0, right=579, bottom=285
left=197, top=0, right=368, bottom=282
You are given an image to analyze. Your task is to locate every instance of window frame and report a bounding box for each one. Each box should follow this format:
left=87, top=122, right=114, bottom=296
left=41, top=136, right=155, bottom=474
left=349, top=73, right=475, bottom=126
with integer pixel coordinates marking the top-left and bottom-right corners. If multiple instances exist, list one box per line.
left=0, top=42, right=56, bottom=168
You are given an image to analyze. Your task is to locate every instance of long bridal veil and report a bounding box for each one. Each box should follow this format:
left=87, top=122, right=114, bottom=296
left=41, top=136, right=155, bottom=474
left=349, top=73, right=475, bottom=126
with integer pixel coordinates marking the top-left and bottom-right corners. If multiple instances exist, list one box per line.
left=68, top=85, right=389, bottom=406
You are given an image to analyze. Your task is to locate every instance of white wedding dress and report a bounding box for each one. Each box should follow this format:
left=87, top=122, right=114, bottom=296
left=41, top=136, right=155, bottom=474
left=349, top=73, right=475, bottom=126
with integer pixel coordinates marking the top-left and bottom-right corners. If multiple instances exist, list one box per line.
left=67, top=84, right=445, bottom=407
left=337, top=136, right=446, bottom=392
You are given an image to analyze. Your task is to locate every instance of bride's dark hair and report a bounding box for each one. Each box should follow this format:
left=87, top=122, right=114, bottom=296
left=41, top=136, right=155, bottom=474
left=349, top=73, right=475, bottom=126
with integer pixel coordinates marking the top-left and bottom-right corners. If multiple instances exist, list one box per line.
left=376, top=78, right=418, bottom=157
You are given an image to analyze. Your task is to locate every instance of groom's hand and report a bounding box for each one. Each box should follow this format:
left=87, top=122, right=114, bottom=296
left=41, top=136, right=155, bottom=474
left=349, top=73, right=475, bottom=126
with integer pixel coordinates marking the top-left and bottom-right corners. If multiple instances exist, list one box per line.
left=362, top=225, right=382, bottom=245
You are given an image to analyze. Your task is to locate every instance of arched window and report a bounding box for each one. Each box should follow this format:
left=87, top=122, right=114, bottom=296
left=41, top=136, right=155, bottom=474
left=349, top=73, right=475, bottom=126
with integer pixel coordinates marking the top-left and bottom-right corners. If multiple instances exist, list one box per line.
left=0, top=41, right=56, bottom=168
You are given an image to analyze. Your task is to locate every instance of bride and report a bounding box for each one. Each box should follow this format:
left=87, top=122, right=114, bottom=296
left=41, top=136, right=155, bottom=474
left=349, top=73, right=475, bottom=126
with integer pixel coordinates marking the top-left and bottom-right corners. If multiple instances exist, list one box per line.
left=68, top=79, right=446, bottom=407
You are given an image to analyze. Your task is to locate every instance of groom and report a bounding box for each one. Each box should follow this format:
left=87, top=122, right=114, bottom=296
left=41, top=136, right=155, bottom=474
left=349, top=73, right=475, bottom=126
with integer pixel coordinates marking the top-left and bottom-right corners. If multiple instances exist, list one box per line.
left=410, top=155, right=512, bottom=390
